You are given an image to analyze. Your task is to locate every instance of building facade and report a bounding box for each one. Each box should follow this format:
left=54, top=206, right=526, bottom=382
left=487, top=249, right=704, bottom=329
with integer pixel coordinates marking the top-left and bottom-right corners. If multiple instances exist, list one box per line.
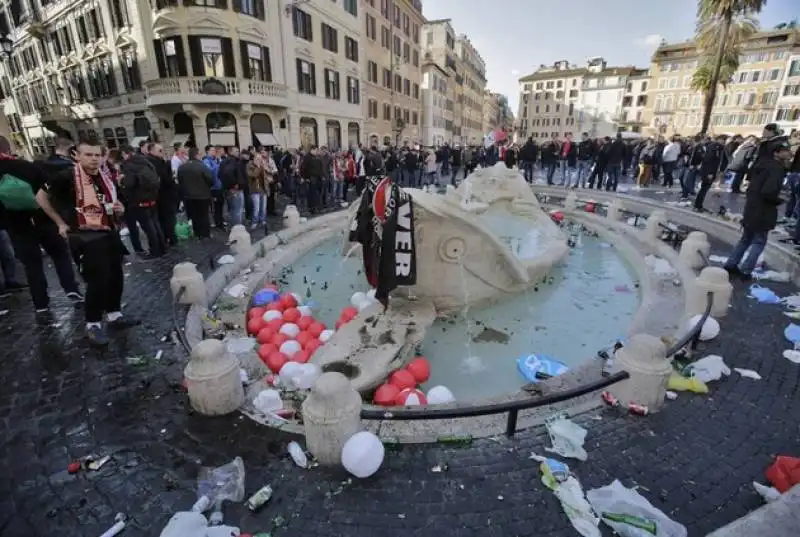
left=482, top=91, right=500, bottom=133
left=578, top=59, right=637, bottom=138
left=618, top=69, right=649, bottom=134
left=362, top=0, right=424, bottom=147
left=420, top=60, right=451, bottom=146
left=775, top=53, right=800, bottom=133
left=455, top=34, right=485, bottom=145
left=0, top=0, right=365, bottom=157
left=516, top=60, right=585, bottom=141
left=644, top=28, right=799, bottom=137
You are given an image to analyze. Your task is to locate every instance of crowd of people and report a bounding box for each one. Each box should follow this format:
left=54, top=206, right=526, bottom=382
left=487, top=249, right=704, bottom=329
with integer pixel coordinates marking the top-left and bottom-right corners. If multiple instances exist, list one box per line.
left=0, top=122, right=798, bottom=343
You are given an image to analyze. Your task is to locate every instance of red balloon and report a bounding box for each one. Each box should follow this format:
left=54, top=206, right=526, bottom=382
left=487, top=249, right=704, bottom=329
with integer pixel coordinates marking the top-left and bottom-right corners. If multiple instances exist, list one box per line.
left=406, top=357, right=431, bottom=384
left=389, top=369, right=416, bottom=390
left=256, top=327, right=274, bottom=345
left=271, top=332, right=289, bottom=348
left=265, top=351, right=288, bottom=373
left=308, top=321, right=325, bottom=337
left=280, top=293, right=298, bottom=309
left=296, top=331, right=313, bottom=347
left=257, top=343, right=276, bottom=363
left=248, top=307, right=266, bottom=320
left=297, top=316, right=314, bottom=331
left=341, top=306, right=358, bottom=321
left=305, top=339, right=322, bottom=355
left=291, top=349, right=310, bottom=364
left=266, top=301, right=284, bottom=312
left=266, top=319, right=284, bottom=333
left=283, top=307, right=301, bottom=323
left=373, top=383, right=400, bottom=406
left=247, top=317, right=264, bottom=336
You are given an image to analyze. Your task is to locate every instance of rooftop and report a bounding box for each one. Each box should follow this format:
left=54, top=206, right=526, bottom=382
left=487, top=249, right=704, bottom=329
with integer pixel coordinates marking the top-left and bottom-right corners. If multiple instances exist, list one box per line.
left=519, top=67, right=588, bottom=82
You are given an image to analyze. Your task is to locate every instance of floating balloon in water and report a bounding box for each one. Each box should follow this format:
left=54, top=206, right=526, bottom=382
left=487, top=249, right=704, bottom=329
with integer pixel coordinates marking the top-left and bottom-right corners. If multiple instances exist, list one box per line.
left=309, top=321, right=326, bottom=338
left=351, top=292, right=367, bottom=308
left=357, top=300, right=373, bottom=312
left=265, top=351, right=288, bottom=373
left=389, top=370, right=416, bottom=390
left=262, top=310, right=283, bottom=322
left=248, top=307, right=265, bottom=319
left=253, top=288, right=280, bottom=306
left=282, top=307, right=301, bottom=323
left=426, top=385, right=455, bottom=405
left=366, top=289, right=377, bottom=302
left=298, top=305, right=313, bottom=317
left=280, top=293, right=298, bottom=309
left=319, top=329, right=335, bottom=343
left=256, top=327, right=274, bottom=345
left=406, top=357, right=431, bottom=383
left=395, top=388, right=427, bottom=406
left=257, top=343, right=276, bottom=363
left=687, top=314, right=720, bottom=341
left=340, top=306, right=358, bottom=322
left=279, top=322, right=300, bottom=339
left=373, top=383, right=400, bottom=406
left=279, top=361, right=304, bottom=385
left=279, top=339, right=302, bottom=357
left=341, top=431, right=385, bottom=478
left=290, top=292, right=303, bottom=305
left=247, top=317, right=265, bottom=336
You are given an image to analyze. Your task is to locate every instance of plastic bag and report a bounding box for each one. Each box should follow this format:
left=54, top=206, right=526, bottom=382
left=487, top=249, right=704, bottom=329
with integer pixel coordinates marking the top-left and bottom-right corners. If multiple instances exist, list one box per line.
left=766, top=455, right=800, bottom=493
left=192, top=457, right=246, bottom=513
left=586, top=480, right=687, bottom=537
left=545, top=413, right=588, bottom=461
left=685, top=355, right=730, bottom=383
left=532, top=453, right=600, bottom=537
left=175, top=221, right=193, bottom=241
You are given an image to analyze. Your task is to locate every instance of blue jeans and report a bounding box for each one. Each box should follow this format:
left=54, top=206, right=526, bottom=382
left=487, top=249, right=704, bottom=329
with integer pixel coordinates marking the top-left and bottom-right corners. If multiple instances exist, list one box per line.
left=332, top=180, right=343, bottom=201
left=574, top=160, right=592, bottom=188
left=545, top=162, right=557, bottom=184
left=606, top=164, right=621, bottom=191
left=724, top=229, right=767, bottom=275
left=681, top=168, right=698, bottom=198
left=226, top=190, right=245, bottom=226
left=521, top=161, right=534, bottom=183
left=403, top=169, right=419, bottom=187
left=250, top=193, right=266, bottom=224
left=559, top=160, right=574, bottom=186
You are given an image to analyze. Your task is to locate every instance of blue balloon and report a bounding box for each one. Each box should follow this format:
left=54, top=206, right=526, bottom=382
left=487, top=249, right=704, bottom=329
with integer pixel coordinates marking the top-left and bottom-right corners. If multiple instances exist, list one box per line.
left=253, top=288, right=280, bottom=306
left=784, top=323, right=800, bottom=344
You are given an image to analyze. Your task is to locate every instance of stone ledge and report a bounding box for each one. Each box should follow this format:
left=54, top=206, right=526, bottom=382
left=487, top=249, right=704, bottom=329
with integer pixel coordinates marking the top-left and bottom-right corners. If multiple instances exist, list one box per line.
left=706, top=484, right=800, bottom=537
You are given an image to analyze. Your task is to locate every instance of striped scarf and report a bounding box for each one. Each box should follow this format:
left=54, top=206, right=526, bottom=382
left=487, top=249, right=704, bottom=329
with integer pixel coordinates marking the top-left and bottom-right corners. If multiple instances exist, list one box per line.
left=73, top=162, right=117, bottom=231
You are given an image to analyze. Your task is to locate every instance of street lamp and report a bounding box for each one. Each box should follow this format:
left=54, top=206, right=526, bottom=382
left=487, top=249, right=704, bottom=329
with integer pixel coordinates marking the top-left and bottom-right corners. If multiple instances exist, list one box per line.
left=0, top=34, right=12, bottom=57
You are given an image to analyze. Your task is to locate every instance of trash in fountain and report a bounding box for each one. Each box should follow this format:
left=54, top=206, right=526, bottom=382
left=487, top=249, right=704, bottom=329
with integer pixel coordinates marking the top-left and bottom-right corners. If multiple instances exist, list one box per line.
left=471, top=325, right=511, bottom=344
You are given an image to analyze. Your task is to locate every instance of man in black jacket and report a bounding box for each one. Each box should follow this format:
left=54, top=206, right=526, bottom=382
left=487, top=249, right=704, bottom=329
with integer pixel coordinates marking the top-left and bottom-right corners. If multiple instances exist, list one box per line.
left=145, top=142, right=178, bottom=246
left=724, top=142, right=790, bottom=280
left=519, top=137, right=537, bottom=183
left=218, top=148, right=246, bottom=226
left=120, top=145, right=166, bottom=257
left=605, top=135, right=626, bottom=191
left=1, top=136, right=83, bottom=318
left=299, top=148, right=325, bottom=213
left=693, top=135, right=725, bottom=212
left=575, top=133, right=594, bottom=188
left=177, top=146, right=213, bottom=239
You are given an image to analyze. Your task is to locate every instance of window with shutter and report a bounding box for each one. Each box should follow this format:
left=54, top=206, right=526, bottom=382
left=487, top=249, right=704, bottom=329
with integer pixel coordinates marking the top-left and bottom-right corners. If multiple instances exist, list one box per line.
left=153, top=39, right=167, bottom=78
left=221, top=38, right=235, bottom=77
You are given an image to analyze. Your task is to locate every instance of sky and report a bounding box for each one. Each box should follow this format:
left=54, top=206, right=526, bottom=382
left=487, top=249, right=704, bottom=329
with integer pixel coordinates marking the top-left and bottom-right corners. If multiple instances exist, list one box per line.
left=422, top=0, right=796, bottom=112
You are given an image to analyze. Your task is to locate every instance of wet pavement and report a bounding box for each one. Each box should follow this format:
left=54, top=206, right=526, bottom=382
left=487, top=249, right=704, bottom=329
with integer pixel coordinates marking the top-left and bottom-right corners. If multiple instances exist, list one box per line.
left=1, top=196, right=799, bottom=537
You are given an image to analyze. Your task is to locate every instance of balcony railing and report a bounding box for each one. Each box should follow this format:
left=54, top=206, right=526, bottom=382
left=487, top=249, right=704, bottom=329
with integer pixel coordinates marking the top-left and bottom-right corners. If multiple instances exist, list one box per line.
left=37, top=103, right=72, bottom=120
left=145, top=77, right=289, bottom=107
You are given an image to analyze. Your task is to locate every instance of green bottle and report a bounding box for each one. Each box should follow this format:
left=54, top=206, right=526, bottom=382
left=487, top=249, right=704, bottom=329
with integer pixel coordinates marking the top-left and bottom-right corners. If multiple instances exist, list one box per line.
left=601, top=512, right=657, bottom=535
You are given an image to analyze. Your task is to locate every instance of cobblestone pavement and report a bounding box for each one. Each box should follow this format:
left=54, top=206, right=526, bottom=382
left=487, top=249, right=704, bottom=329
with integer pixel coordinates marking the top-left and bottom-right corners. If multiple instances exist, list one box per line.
left=1, top=199, right=799, bottom=537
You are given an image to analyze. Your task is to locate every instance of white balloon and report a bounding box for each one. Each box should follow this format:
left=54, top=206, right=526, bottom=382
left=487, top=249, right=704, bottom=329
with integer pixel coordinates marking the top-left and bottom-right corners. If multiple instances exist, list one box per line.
left=319, top=329, right=335, bottom=343
left=279, top=340, right=302, bottom=357
left=298, top=305, right=312, bottom=317
left=426, top=385, right=455, bottom=405
left=290, top=292, right=302, bottom=305
left=366, top=289, right=377, bottom=302
left=341, top=431, right=385, bottom=479
left=357, top=300, right=373, bottom=312
left=262, top=310, right=283, bottom=322
left=687, top=314, right=720, bottom=341
left=350, top=292, right=367, bottom=308
left=292, top=363, right=322, bottom=390
left=279, top=323, right=300, bottom=338
left=278, top=361, right=304, bottom=385
left=252, top=389, right=283, bottom=413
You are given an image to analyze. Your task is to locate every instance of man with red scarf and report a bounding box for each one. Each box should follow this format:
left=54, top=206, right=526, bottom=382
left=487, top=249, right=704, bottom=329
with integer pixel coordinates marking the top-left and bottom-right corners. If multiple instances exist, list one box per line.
left=44, top=138, right=140, bottom=346
left=0, top=136, right=83, bottom=321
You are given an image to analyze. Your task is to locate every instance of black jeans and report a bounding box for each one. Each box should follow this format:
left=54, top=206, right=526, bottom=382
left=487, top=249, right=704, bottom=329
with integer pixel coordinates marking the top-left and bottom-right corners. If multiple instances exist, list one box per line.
left=212, top=191, right=225, bottom=228
left=662, top=161, right=676, bottom=188
left=122, top=202, right=144, bottom=252
left=7, top=216, right=80, bottom=310
left=694, top=180, right=713, bottom=210
left=158, top=198, right=178, bottom=246
left=243, top=182, right=253, bottom=221
left=130, top=204, right=166, bottom=255
left=70, top=232, right=124, bottom=323
left=587, top=164, right=606, bottom=189
left=184, top=198, right=211, bottom=239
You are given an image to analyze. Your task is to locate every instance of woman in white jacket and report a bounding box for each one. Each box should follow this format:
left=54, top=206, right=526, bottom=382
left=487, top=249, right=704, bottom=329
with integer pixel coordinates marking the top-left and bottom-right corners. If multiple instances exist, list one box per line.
left=425, top=150, right=437, bottom=186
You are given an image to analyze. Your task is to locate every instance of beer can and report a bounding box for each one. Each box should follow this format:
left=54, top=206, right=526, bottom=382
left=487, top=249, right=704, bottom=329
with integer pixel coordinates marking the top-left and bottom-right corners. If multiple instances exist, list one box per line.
left=245, top=484, right=273, bottom=512
left=628, top=403, right=649, bottom=416
left=601, top=391, right=620, bottom=407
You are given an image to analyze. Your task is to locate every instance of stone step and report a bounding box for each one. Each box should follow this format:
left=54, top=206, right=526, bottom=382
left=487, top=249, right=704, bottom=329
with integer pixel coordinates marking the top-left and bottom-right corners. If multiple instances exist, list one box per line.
left=706, top=484, right=800, bottom=537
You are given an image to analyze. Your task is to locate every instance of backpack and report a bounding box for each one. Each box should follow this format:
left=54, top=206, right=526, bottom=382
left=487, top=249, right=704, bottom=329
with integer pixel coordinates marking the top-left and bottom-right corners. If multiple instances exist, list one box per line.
left=0, top=173, right=39, bottom=211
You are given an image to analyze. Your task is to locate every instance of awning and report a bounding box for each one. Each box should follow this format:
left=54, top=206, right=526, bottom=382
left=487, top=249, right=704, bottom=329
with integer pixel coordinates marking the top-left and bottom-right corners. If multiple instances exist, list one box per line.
left=254, top=133, right=279, bottom=147
left=130, top=136, right=150, bottom=148
left=209, top=132, right=236, bottom=147
left=172, top=134, right=190, bottom=147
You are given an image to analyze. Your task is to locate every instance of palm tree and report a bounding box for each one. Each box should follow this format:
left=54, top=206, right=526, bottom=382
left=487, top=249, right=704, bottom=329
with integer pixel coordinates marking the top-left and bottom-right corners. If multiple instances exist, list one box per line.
left=694, top=0, right=767, bottom=135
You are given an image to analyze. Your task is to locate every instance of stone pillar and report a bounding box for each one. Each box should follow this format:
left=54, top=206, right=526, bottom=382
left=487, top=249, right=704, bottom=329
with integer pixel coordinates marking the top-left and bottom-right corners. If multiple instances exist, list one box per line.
left=283, top=205, right=301, bottom=228
left=564, top=191, right=578, bottom=211
left=644, top=209, right=666, bottom=243
left=170, top=262, right=207, bottom=306
left=608, top=334, right=672, bottom=412
left=302, top=372, right=363, bottom=466
left=606, top=198, right=623, bottom=221
left=228, top=225, right=254, bottom=258
left=687, top=266, right=732, bottom=318
left=184, top=340, right=245, bottom=416
left=679, top=231, right=711, bottom=270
